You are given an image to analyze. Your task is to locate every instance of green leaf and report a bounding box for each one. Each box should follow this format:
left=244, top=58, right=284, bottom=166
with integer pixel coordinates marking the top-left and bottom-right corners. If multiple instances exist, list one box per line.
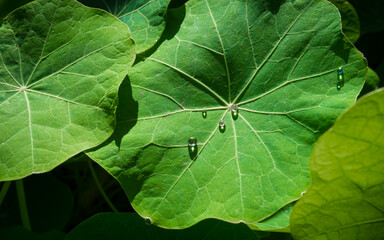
left=0, top=0, right=135, bottom=181
left=88, top=0, right=367, bottom=228
left=248, top=203, right=293, bottom=233
left=65, top=212, right=260, bottom=240
left=0, top=0, right=33, bottom=20
left=79, top=0, right=171, bottom=54
left=328, top=0, right=360, bottom=43
left=290, top=88, right=384, bottom=239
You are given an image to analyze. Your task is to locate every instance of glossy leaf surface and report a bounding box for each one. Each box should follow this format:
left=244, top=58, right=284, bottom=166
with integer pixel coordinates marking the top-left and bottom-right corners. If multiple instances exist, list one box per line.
left=88, top=0, right=366, bottom=228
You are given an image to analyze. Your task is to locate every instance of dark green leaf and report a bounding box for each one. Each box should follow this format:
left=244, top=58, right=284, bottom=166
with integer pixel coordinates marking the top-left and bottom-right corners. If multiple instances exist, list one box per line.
left=360, top=67, right=380, bottom=97
left=291, top=89, right=384, bottom=240
left=329, top=0, right=360, bottom=43
left=0, top=0, right=33, bottom=20
left=65, top=212, right=259, bottom=240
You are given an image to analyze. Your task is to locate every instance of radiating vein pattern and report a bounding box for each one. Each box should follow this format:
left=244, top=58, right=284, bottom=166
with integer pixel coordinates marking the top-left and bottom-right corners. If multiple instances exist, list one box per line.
left=88, top=0, right=367, bottom=228
left=0, top=0, right=134, bottom=181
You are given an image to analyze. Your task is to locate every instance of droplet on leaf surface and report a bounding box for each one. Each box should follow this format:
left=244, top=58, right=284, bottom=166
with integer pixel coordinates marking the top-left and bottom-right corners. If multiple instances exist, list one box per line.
left=337, top=66, right=344, bottom=90
left=144, top=217, right=152, bottom=225
left=202, top=111, right=207, bottom=119
left=219, top=121, right=226, bottom=133
left=231, top=104, right=239, bottom=120
left=188, top=137, right=197, bottom=159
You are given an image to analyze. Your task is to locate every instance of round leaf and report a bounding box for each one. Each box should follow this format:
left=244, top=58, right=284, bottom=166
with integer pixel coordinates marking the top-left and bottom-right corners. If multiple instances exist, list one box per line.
left=0, top=0, right=135, bottom=181
left=88, top=0, right=367, bottom=228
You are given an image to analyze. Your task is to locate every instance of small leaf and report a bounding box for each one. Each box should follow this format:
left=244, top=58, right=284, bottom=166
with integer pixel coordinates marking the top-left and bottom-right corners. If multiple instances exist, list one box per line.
left=79, top=0, right=171, bottom=53
left=291, top=89, right=384, bottom=239
left=328, top=0, right=360, bottom=43
left=0, top=0, right=135, bottom=181
left=65, top=212, right=260, bottom=240
left=360, top=67, right=380, bottom=96
left=88, top=0, right=367, bottom=228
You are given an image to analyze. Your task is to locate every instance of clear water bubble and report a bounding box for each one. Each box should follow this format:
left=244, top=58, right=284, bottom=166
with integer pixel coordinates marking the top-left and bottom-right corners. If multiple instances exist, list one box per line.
left=219, top=120, right=226, bottom=133
left=337, top=66, right=344, bottom=90
left=188, top=137, right=197, bottom=159
left=231, top=104, right=239, bottom=120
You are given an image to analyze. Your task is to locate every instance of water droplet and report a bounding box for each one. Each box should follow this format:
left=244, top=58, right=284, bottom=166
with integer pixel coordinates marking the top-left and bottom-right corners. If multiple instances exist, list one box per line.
left=337, top=81, right=342, bottom=90
left=337, top=66, right=344, bottom=90
left=144, top=217, right=152, bottom=225
left=230, top=104, right=239, bottom=120
left=232, top=109, right=238, bottom=120
left=188, top=137, right=197, bottom=159
left=219, top=121, right=226, bottom=133
left=202, top=111, right=207, bottom=119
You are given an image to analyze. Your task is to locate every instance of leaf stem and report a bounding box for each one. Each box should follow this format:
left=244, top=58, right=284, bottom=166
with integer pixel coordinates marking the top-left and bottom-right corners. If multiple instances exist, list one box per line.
left=0, top=181, right=11, bottom=208
left=88, top=160, right=118, bottom=213
left=15, top=180, right=31, bottom=231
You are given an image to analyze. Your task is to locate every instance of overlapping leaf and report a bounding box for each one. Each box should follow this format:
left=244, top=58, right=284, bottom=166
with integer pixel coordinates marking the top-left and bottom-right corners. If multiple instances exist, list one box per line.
left=0, top=0, right=135, bottom=181
left=291, top=89, right=384, bottom=239
left=329, top=0, right=360, bottom=43
left=88, top=0, right=366, bottom=228
left=80, top=0, right=170, bottom=53
left=249, top=203, right=293, bottom=233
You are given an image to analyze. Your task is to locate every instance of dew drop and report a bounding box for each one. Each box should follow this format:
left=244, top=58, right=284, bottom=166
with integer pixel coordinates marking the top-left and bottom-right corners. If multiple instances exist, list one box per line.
left=232, top=109, right=239, bottom=120
left=337, top=66, right=344, bottom=90
left=188, top=137, right=197, bottom=159
left=230, top=104, right=239, bottom=120
left=144, top=217, right=152, bottom=225
left=202, top=111, right=207, bottom=119
left=219, top=120, right=226, bottom=133
left=337, top=81, right=342, bottom=90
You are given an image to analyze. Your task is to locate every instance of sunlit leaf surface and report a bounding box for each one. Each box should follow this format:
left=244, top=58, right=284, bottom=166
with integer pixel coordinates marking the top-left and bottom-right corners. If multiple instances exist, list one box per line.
left=88, top=0, right=366, bottom=228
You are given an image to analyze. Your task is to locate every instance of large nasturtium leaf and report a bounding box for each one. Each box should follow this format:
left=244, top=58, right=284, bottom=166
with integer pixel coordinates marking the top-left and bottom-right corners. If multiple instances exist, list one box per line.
left=290, top=88, right=384, bottom=240
left=88, top=0, right=367, bottom=228
left=0, top=0, right=135, bottom=181
left=66, top=213, right=260, bottom=240
left=79, top=0, right=171, bottom=54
